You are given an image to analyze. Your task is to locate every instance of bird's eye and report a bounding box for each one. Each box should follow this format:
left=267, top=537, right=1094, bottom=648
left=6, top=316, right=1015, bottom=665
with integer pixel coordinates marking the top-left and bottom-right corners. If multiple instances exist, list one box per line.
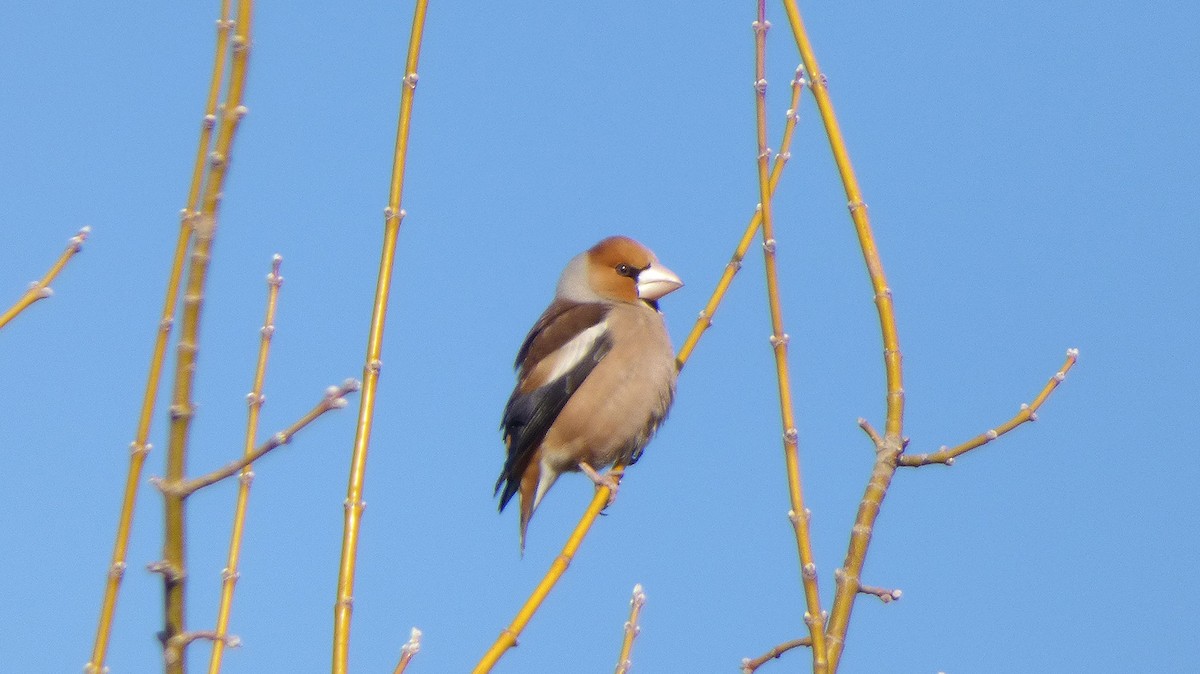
left=615, top=263, right=637, bottom=278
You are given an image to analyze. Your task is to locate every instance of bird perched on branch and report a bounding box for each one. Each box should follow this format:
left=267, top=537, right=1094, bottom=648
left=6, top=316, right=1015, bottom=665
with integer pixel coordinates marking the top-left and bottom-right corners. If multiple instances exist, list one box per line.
left=495, top=236, right=683, bottom=553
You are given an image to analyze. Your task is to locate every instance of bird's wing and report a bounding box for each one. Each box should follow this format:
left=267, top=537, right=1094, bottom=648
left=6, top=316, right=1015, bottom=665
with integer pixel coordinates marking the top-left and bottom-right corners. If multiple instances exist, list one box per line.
left=496, top=301, right=613, bottom=511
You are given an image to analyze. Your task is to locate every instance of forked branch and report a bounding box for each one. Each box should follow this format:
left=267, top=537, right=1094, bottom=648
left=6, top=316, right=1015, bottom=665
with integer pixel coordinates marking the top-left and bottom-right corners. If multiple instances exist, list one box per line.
left=778, top=2, right=906, bottom=668
left=207, top=254, right=283, bottom=674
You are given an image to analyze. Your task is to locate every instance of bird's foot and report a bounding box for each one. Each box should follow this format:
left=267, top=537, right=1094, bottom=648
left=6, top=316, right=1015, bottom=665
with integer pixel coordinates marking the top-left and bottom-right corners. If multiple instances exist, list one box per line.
left=579, top=462, right=620, bottom=509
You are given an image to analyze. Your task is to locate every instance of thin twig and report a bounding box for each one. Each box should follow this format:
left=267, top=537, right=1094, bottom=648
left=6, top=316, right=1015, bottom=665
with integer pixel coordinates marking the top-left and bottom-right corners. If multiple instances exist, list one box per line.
left=0, top=226, right=89, bottom=331
left=753, top=3, right=828, bottom=670
left=741, top=637, right=813, bottom=673
left=165, top=631, right=241, bottom=667
left=778, top=3, right=906, bottom=669
left=836, top=566, right=902, bottom=604
left=472, top=467, right=624, bottom=672
left=857, top=584, right=901, bottom=603
left=613, top=584, right=646, bottom=674
left=207, top=254, right=284, bottom=674
left=156, top=379, right=359, bottom=497
left=391, top=627, right=423, bottom=674
left=900, top=349, right=1079, bottom=467
left=332, top=2, right=429, bottom=671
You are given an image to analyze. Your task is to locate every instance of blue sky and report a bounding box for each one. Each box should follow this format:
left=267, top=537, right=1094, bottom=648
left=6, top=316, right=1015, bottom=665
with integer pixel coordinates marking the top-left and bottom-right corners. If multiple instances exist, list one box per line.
left=1, top=2, right=1196, bottom=672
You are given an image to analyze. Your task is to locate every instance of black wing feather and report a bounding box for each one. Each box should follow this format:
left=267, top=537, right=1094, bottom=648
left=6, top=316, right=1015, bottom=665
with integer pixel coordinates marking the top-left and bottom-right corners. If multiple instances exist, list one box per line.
left=494, top=331, right=613, bottom=512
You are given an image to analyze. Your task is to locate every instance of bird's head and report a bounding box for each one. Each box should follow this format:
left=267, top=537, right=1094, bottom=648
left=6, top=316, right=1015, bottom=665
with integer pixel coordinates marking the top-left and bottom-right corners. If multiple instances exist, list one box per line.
left=556, top=236, right=682, bottom=308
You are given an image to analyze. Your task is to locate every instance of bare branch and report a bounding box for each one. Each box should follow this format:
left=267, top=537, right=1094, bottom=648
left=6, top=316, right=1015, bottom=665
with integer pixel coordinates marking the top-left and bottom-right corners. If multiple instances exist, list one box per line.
left=741, top=637, right=813, bottom=673
left=857, top=417, right=883, bottom=451
left=614, top=584, right=646, bottom=674
left=779, top=3, right=907, bottom=668
left=208, top=252, right=285, bottom=674
left=900, top=349, right=1079, bottom=467
left=752, top=3, right=828, bottom=669
left=834, top=567, right=901, bottom=604
left=332, top=3, right=430, bottom=670
left=0, top=226, right=89, bottom=330
left=155, top=379, right=359, bottom=497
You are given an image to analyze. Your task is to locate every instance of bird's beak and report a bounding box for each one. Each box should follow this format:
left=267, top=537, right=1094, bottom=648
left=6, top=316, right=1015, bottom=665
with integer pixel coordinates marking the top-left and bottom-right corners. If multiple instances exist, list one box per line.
left=636, top=263, right=683, bottom=300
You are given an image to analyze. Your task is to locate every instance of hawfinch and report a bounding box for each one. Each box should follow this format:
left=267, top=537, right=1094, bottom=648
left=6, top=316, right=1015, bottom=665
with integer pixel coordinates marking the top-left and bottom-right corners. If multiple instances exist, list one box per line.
left=495, top=236, right=683, bottom=552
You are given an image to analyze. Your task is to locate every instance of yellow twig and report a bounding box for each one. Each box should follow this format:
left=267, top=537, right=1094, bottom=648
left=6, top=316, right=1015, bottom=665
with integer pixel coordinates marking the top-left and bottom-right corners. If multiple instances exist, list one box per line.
left=856, top=417, right=884, bottom=450
left=157, top=0, right=254, bottom=670
left=741, top=637, right=813, bottom=673
left=332, top=2, right=428, bottom=671
left=0, top=226, right=89, bottom=331
left=900, top=349, right=1079, bottom=467
left=206, top=256, right=281, bottom=674
left=778, top=0, right=903, bottom=440
left=87, top=4, right=233, bottom=670
left=391, top=627, right=423, bottom=674
left=778, top=3, right=904, bottom=669
left=472, top=467, right=623, bottom=672
left=676, top=66, right=804, bottom=370
left=753, top=5, right=828, bottom=671
left=613, top=584, right=646, bottom=674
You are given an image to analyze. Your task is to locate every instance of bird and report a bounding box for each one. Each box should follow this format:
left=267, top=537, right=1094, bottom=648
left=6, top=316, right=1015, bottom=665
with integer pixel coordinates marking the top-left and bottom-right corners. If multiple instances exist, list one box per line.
left=495, top=235, right=683, bottom=553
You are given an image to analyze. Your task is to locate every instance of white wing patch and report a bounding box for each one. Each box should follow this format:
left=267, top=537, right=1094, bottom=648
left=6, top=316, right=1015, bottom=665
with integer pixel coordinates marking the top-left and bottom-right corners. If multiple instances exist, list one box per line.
left=541, top=320, right=609, bottom=386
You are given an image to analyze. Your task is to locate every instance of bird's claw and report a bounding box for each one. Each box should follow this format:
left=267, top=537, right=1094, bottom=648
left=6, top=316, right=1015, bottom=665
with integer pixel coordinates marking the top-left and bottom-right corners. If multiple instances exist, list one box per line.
left=579, top=462, right=620, bottom=509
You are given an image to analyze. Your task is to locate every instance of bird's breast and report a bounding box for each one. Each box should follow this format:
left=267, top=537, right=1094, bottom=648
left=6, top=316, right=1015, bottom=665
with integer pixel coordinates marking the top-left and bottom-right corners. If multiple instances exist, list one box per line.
left=540, top=303, right=676, bottom=471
